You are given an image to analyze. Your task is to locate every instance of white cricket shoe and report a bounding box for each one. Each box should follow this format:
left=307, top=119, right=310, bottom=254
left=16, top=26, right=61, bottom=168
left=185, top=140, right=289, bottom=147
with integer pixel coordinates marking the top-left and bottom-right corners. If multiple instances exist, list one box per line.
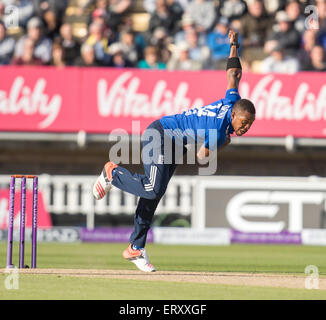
left=123, top=244, right=156, bottom=273
left=93, top=161, right=117, bottom=200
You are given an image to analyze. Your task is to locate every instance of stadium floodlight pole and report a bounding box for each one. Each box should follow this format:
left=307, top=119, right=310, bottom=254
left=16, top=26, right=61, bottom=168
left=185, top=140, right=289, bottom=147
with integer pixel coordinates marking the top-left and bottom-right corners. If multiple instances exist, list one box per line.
left=6, top=176, right=15, bottom=268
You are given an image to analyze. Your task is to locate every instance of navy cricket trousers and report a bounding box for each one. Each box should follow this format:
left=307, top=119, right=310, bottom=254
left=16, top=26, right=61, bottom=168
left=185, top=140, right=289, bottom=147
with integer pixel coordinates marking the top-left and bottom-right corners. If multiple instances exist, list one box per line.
left=111, top=120, right=186, bottom=248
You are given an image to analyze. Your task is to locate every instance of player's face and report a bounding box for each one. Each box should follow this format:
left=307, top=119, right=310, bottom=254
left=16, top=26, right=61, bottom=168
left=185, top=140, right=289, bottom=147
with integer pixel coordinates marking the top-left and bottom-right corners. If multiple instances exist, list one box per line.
left=231, top=110, right=255, bottom=136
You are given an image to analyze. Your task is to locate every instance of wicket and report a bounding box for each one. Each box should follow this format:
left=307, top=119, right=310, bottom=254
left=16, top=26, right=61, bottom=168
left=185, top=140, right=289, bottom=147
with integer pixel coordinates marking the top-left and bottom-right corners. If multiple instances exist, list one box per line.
left=6, top=175, right=38, bottom=269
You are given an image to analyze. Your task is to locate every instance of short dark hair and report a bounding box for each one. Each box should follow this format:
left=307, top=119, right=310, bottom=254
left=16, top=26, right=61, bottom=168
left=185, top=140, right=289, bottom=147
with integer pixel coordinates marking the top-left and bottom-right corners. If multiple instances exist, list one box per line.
left=233, top=99, right=256, bottom=115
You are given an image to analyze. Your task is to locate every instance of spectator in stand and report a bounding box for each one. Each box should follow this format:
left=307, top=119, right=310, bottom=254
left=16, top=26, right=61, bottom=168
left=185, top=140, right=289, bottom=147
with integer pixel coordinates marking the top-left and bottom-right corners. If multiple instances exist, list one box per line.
left=298, top=29, right=317, bottom=70
left=14, top=17, right=52, bottom=64
left=174, top=13, right=206, bottom=46
left=264, top=10, right=301, bottom=57
left=261, top=44, right=299, bottom=73
left=149, top=0, right=180, bottom=35
left=0, top=21, right=15, bottom=65
left=167, top=41, right=202, bottom=70
left=0, top=0, right=35, bottom=28
left=32, top=0, right=69, bottom=39
left=174, top=13, right=194, bottom=44
left=184, top=28, right=211, bottom=68
left=240, top=0, right=272, bottom=63
left=90, top=8, right=116, bottom=44
left=11, top=37, right=43, bottom=65
left=118, top=28, right=140, bottom=66
left=42, top=9, right=57, bottom=39
left=58, top=23, right=80, bottom=66
left=303, top=45, right=326, bottom=71
left=107, top=42, right=134, bottom=67
left=85, top=22, right=110, bottom=65
left=118, top=15, right=146, bottom=57
left=50, top=39, right=66, bottom=68
left=186, top=0, right=216, bottom=33
left=207, top=17, right=232, bottom=69
left=285, top=0, right=305, bottom=34
left=90, top=7, right=108, bottom=28
left=81, top=0, right=131, bottom=32
left=218, top=0, right=247, bottom=22
left=74, top=43, right=100, bottom=67
left=149, top=27, right=173, bottom=63
left=138, top=45, right=166, bottom=69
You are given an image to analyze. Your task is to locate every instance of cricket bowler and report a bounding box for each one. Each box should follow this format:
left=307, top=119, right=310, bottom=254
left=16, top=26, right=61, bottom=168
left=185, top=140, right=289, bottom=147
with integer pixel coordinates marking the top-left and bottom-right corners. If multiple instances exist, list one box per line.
left=93, top=30, right=256, bottom=272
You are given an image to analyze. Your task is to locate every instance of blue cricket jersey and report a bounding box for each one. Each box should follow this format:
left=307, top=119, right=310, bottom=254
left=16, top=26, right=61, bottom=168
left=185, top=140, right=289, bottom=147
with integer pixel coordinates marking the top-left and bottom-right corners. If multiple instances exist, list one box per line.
left=160, top=88, right=241, bottom=150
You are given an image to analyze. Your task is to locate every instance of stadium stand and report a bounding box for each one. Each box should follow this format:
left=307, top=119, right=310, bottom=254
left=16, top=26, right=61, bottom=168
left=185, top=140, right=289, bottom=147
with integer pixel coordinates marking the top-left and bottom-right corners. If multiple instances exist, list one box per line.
left=0, top=0, right=325, bottom=71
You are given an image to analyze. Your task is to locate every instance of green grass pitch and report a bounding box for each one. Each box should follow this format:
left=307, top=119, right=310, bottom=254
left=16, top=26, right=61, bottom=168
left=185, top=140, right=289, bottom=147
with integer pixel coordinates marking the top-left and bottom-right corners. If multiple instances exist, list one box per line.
left=0, top=242, right=325, bottom=300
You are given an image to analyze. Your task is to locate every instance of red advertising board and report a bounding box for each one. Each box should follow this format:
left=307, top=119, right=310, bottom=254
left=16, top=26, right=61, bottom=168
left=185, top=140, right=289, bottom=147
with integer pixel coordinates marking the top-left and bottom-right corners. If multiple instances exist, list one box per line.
left=0, top=66, right=325, bottom=137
